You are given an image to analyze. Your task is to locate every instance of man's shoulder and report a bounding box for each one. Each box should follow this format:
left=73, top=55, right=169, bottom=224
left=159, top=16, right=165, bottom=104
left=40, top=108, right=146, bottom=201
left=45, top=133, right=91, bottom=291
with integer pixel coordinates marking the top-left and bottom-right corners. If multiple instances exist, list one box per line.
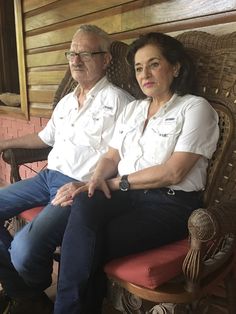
left=102, top=81, right=134, bottom=100
left=54, top=91, right=76, bottom=110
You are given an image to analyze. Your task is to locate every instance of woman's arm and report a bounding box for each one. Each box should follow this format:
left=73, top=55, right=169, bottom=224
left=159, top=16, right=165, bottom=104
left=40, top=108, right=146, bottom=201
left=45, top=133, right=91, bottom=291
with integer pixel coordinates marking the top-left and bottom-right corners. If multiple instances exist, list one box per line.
left=107, top=151, right=201, bottom=191
left=88, top=147, right=121, bottom=198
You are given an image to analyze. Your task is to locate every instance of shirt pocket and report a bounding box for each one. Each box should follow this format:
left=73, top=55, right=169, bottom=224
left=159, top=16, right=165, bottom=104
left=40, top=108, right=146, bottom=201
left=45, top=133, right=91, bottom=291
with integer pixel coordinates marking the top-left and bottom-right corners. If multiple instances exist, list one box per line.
left=145, top=119, right=182, bottom=163
left=81, top=110, right=104, bottom=148
left=153, top=119, right=182, bottom=137
left=54, top=114, right=71, bottom=141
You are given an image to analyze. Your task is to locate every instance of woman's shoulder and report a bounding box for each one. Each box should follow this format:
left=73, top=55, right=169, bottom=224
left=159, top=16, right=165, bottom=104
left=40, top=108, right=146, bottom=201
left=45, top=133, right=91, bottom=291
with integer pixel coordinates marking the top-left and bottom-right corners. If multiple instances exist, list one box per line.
left=180, top=94, right=209, bottom=104
left=116, top=98, right=148, bottom=123
left=177, top=94, right=213, bottom=111
left=177, top=94, right=218, bottom=119
left=124, top=98, right=148, bottom=113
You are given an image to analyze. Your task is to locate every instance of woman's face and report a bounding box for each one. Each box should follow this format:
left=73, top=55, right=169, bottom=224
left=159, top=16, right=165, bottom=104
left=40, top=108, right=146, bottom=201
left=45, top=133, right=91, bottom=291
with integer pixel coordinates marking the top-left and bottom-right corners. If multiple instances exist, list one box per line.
left=134, top=44, right=180, bottom=99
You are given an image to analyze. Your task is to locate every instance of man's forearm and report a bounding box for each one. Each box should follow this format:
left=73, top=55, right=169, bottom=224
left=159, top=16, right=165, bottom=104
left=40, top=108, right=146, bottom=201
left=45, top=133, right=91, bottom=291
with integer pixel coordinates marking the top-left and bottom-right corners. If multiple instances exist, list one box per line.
left=0, top=133, right=49, bottom=152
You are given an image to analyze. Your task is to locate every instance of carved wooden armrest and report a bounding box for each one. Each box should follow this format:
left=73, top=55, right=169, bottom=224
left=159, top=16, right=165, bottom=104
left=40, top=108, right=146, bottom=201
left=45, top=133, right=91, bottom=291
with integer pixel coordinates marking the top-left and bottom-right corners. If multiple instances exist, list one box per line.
left=183, top=199, right=236, bottom=292
left=2, top=147, right=52, bottom=182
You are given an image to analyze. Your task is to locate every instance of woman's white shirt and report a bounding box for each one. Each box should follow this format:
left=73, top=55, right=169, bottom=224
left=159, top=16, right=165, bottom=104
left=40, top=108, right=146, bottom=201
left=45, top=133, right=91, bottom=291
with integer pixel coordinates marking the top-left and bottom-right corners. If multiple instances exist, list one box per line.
left=110, top=94, right=219, bottom=191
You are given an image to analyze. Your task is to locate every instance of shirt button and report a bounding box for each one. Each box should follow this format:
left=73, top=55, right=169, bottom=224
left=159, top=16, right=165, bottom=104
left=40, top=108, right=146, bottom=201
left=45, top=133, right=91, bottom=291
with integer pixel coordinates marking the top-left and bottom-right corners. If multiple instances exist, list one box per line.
left=71, top=124, right=74, bottom=127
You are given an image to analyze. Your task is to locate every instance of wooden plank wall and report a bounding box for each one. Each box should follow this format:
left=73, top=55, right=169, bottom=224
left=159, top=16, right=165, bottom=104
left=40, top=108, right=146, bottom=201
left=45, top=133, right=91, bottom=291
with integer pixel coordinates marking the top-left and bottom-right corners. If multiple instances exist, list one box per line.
left=22, top=0, right=236, bottom=118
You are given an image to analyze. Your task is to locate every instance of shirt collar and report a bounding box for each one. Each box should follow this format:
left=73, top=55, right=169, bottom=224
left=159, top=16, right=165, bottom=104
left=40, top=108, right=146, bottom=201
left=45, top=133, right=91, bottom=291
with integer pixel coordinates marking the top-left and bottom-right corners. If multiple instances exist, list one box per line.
left=139, top=93, right=178, bottom=118
left=162, top=93, right=178, bottom=111
left=72, top=76, right=108, bottom=101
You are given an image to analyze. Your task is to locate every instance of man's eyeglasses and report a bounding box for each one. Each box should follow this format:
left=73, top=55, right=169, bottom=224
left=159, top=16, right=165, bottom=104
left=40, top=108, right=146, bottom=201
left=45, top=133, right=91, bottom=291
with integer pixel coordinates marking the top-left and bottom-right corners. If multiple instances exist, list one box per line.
left=65, top=51, right=106, bottom=62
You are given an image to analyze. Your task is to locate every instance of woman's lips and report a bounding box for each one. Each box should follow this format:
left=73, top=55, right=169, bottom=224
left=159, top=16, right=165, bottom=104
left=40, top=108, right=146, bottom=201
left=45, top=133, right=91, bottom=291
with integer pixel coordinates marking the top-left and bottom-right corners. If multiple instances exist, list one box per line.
left=143, top=82, right=155, bottom=88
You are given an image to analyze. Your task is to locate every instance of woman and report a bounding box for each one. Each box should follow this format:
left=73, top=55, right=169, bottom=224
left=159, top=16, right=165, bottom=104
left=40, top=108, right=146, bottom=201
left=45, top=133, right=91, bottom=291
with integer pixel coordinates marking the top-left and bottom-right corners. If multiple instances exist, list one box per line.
left=53, top=32, right=219, bottom=314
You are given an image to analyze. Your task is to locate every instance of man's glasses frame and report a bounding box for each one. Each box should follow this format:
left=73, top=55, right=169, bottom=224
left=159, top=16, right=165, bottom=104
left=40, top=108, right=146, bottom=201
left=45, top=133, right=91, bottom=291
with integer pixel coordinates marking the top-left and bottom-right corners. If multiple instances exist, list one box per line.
left=65, top=51, right=107, bottom=62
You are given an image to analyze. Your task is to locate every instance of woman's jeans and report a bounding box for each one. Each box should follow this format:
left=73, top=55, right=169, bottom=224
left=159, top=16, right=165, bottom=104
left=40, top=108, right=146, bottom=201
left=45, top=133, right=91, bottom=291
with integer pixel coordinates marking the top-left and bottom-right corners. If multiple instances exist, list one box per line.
left=0, top=169, right=77, bottom=298
left=54, top=188, right=203, bottom=314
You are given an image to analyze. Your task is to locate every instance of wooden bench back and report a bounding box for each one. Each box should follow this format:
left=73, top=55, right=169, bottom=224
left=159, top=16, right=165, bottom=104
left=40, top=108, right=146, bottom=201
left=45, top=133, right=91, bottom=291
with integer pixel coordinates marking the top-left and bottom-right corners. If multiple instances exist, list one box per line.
left=176, top=31, right=236, bottom=206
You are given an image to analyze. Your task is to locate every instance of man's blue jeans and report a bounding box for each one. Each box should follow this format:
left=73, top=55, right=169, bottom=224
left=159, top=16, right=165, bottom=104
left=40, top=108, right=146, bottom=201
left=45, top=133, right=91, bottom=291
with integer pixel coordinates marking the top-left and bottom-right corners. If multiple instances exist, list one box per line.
left=54, top=188, right=203, bottom=314
left=0, top=169, right=77, bottom=298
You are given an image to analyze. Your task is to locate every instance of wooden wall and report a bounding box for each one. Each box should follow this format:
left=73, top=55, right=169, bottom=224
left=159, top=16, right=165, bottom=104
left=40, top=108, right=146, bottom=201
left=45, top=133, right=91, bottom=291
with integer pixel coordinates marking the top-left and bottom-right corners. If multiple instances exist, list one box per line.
left=20, top=0, right=236, bottom=118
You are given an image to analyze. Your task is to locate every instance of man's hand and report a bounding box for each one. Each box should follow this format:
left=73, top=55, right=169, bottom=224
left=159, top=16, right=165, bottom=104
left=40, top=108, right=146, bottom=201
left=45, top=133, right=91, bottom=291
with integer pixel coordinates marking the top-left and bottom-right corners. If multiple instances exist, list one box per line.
left=51, top=176, right=112, bottom=207
left=51, top=182, right=86, bottom=207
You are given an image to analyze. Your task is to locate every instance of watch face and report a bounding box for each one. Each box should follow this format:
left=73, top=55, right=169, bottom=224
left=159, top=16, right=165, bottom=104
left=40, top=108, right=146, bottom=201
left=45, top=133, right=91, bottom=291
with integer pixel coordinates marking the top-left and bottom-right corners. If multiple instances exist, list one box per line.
left=119, top=176, right=130, bottom=191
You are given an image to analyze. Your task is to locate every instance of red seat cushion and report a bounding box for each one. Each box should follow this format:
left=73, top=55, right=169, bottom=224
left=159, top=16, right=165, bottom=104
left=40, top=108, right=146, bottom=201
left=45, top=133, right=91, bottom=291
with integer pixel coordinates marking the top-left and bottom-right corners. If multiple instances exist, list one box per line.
left=104, top=238, right=189, bottom=289
left=19, top=206, right=44, bottom=222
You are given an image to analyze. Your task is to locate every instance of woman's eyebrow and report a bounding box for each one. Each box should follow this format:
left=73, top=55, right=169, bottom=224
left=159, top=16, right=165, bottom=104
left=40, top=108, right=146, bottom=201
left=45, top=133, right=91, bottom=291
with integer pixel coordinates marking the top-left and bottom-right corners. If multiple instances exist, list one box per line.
left=135, top=57, right=161, bottom=66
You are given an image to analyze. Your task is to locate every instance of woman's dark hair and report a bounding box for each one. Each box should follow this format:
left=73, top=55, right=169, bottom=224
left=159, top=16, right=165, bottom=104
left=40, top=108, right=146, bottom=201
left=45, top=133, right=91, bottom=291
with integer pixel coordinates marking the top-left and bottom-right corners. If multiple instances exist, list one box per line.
left=126, top=32, right=196, bottom=96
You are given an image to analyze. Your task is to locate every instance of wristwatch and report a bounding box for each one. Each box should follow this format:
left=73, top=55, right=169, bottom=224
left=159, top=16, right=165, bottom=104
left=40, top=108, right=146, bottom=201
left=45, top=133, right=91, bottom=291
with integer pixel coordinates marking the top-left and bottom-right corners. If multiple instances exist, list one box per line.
left=119, top=175, right=130, bottom=191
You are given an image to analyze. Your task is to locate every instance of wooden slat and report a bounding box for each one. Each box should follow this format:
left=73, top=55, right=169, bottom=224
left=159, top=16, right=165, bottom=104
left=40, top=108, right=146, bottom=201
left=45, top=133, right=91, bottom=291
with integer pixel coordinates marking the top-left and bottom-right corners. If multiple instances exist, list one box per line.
left=28, top=88, right=56, bottom=103
left=0, top=105, right=25, bottom=119
left=119, top=0, right=236, bottom=31
left=111, top=12, right=236, bottom=42
left=29, top=106, right=52, bottom=118
left=27, top=70, right=66, bottom=85
left=24, top=0, right=132, bottom=31
left=26, top=50, right=68, bottom=68
left=23, top=0, right=57, bottom=13
left=27, top=43, right=70, bottom=55
left=30, top=102, right=53, bottom=110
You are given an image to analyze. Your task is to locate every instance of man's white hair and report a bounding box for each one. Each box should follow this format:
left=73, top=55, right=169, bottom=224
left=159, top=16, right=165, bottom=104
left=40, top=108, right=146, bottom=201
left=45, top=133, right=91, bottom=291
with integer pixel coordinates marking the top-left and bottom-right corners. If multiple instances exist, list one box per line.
left=73, top=25, right=111, bottom=52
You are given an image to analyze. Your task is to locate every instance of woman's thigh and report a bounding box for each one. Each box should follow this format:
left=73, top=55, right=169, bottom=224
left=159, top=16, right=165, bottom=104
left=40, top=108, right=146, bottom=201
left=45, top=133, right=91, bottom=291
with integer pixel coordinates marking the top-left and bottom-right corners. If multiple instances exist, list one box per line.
left=105, top=188, right=201, bottom=260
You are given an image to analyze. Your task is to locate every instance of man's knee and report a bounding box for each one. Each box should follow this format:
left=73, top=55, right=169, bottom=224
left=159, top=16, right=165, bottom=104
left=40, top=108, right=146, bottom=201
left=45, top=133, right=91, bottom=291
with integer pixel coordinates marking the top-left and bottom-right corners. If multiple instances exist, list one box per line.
left=10, top=233, right=33, bottom=275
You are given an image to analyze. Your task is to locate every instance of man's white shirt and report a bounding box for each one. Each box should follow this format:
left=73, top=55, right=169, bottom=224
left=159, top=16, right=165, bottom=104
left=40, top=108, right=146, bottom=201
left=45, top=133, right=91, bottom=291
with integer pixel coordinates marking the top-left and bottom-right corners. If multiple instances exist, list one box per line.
left=39, top=77, right=134, bottom=181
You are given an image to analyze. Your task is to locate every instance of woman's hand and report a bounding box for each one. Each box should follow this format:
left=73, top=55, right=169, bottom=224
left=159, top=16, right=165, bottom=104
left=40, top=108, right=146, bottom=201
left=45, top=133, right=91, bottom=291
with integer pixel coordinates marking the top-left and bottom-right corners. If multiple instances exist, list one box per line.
left=88, top=176, right=111, bottom=199
left=51, top=176, right=112, bottom=207
left=51, top=182, right=87, bottom=207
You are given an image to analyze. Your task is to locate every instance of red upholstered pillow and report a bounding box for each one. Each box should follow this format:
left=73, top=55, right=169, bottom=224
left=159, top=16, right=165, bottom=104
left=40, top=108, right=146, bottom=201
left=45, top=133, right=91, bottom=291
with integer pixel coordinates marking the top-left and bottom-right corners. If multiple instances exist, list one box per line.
left=19, top=206, right=43, bottom=221
left=104, top=238, right=189, bottom=289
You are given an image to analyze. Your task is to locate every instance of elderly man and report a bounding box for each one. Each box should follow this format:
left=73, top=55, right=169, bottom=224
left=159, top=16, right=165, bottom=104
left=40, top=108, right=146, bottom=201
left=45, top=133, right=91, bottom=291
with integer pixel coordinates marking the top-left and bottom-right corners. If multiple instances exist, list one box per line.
left=0, top=24, right=133, bottom=314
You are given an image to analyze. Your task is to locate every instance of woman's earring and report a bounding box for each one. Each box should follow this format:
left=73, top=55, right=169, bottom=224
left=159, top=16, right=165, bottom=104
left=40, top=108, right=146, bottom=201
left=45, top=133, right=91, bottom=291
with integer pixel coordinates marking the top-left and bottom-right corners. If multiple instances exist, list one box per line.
left=174, top=72, right=179, bottom=78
